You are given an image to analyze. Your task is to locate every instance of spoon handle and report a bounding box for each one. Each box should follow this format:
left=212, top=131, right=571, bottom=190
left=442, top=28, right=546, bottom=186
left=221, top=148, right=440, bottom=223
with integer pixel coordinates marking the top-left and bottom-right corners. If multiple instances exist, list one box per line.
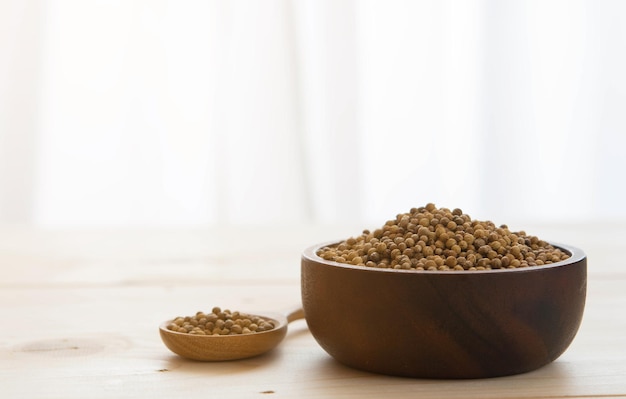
left=286, top=307, right=305, bottom=323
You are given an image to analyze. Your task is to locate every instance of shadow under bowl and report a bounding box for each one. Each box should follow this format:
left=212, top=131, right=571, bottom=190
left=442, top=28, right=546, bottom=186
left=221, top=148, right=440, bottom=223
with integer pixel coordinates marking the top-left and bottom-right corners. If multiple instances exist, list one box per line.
left=301, top=241, right=586, bottom=379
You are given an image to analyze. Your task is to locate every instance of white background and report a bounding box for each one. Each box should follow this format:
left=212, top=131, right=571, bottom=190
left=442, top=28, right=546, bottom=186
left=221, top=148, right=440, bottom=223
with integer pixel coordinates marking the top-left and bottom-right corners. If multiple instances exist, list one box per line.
left=1, top=0, right=625, bottom=229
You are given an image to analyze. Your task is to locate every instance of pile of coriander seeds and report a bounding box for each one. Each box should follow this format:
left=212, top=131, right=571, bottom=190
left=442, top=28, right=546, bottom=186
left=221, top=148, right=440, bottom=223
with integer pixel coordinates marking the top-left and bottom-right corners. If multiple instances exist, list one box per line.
left=316, top=203, right=570, bottom=271
left=166, top=307, right=276, bottom=335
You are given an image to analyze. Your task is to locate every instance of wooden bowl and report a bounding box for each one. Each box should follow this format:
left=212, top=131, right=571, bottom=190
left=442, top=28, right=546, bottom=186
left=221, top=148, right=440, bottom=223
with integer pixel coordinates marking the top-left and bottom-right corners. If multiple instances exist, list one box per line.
left=301, top=242, right=586, bottom=379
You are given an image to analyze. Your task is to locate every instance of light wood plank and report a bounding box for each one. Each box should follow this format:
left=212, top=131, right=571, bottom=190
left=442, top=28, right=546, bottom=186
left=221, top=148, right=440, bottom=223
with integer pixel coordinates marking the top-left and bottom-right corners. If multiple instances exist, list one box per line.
left=1, top=225, right=625, bottom=398
left=0, top=279, right=624, bottom=398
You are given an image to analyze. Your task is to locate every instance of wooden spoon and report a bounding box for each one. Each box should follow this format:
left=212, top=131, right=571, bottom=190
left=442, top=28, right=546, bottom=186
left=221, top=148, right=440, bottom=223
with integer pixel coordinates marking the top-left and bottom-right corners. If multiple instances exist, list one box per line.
left=159, top=308, right=305, bottom=361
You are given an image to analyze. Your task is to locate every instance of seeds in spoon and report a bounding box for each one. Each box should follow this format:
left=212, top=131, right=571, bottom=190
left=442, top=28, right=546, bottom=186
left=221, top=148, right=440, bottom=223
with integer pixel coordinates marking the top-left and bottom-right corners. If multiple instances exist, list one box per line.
left=167, top=307, right=276, bottom=335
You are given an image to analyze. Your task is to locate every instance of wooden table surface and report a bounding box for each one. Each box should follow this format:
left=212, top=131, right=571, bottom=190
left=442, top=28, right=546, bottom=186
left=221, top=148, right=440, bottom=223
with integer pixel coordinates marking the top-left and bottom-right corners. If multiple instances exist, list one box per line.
left=1, top=223, right=625, bottom=398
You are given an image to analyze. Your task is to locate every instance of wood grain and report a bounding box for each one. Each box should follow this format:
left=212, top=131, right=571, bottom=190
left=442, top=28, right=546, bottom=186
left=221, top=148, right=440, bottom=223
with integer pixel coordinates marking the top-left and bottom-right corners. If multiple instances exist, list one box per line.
left=302, top=242, right=587, bottom=378
left=0, top=226, right=624, bottom=398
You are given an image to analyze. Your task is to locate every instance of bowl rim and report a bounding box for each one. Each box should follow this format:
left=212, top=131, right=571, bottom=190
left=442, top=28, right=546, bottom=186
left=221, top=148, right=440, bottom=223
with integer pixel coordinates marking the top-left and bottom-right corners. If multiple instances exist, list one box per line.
left=302, top=240, right=586, bottom=275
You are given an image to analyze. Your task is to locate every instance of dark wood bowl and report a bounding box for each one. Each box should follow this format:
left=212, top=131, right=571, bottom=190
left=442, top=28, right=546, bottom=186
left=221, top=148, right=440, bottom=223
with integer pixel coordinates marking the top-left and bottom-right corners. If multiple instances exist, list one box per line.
left=301, top=241, right=586, bottom=379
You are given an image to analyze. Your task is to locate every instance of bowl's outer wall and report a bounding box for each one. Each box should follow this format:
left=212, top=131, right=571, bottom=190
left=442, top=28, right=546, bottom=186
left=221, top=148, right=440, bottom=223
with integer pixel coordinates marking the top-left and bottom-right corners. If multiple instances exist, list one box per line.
left=301, top=245, right=587, bottom=379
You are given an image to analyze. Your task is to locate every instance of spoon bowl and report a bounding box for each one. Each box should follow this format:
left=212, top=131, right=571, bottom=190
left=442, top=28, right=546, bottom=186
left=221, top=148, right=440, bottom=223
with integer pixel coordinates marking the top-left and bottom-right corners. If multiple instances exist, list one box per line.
left=159, top=308, right=304, bottom=361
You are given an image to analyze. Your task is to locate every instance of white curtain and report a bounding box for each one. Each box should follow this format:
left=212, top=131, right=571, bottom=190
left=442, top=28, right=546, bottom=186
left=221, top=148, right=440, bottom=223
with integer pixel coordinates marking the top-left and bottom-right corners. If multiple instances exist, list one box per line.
left=1, top=0, right=625, bottom=228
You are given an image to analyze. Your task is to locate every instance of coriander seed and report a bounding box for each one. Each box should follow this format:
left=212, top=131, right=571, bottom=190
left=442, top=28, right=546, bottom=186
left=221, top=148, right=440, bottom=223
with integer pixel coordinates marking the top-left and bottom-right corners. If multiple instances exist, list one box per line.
left=316, top=203, right=570, bottom=272
left=166, top=308, right=276, bottom=335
